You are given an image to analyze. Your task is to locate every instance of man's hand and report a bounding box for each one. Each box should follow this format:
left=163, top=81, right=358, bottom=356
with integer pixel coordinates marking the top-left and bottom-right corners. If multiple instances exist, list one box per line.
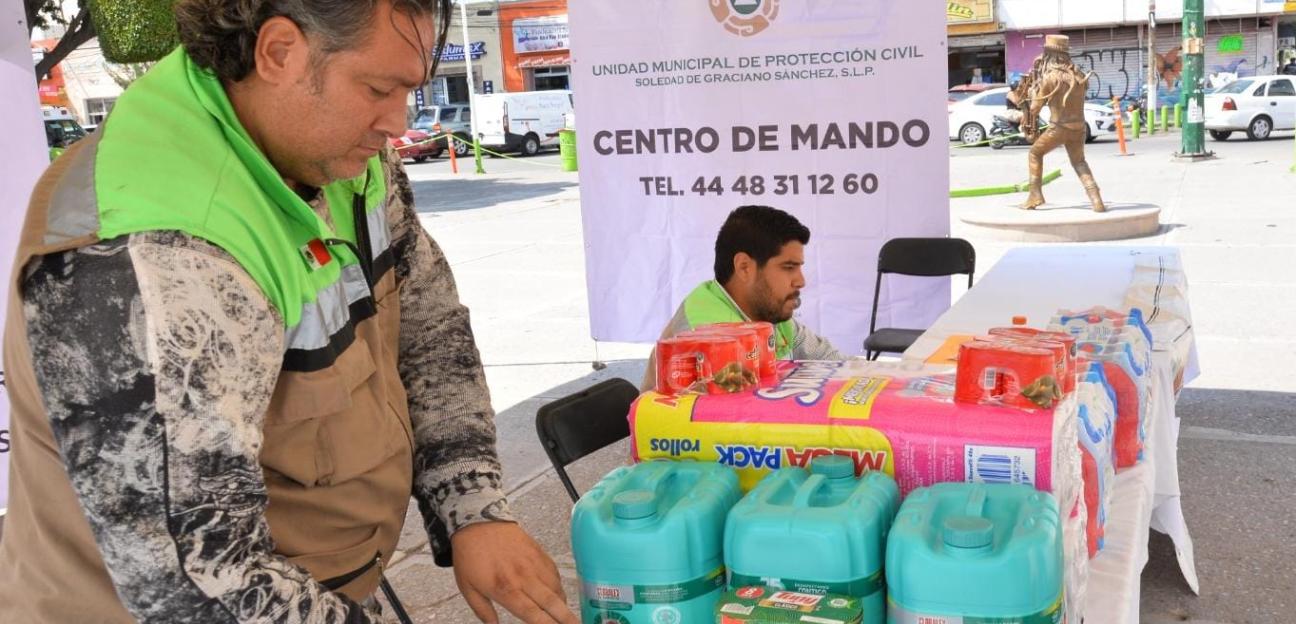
left=452, top=521, right=579, bottom=624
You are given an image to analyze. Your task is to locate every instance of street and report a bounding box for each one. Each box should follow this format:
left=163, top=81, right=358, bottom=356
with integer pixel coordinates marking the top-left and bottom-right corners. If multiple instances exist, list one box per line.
left=373, top=131, right=1296, bottom=622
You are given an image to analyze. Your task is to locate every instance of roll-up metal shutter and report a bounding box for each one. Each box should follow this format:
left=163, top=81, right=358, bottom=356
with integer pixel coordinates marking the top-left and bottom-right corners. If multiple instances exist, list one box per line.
left=1065, top=26, right=1145, bottom=102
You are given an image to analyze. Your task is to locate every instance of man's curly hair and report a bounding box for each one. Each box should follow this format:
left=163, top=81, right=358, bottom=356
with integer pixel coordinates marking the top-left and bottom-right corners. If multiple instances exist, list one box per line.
left=174, top=0, right=452, bottom=83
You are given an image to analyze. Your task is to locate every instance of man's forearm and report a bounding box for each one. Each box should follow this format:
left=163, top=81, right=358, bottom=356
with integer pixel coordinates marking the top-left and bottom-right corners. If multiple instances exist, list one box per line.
left=383, top=149, right=515, bottom=565
left=792, top=319, right=847, bottom=361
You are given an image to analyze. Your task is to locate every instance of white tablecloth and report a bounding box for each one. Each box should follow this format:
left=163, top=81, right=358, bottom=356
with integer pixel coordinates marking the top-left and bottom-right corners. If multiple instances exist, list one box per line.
left=904, top=246, right=1199, bottom=623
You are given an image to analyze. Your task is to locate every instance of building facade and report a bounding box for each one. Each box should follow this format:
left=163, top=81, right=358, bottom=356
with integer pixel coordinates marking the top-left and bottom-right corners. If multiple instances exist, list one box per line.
left=948, top=0, right=1006, bottom=86
left=498, top=0, right=571, bottom=93
left=949, top=0, right=1296, bottom=100
left=413, top=5, right=506, bottom=110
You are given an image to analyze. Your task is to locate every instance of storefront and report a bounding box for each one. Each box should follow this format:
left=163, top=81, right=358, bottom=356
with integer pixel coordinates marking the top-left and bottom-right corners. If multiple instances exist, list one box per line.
left=947, top=0, right=1004, bottom=86
left=413, top=11, right=504, bottom=111
left=32, top=41, right=71, bottom=110
left=34, top=38, right=124, bottom=127
left=1009, top=17, right=1276, bottom=105
left=500, top=0, right=570, bottom=92
left=1271, top=1, right=1296, bottom=68
left=422, top=41, right=498, bottom=107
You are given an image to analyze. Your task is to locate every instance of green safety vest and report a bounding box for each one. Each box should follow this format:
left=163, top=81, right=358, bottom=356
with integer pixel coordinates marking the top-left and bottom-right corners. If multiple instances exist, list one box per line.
left=94, top=47, right=387, bottom=342
left=0, top=46, right=415, bottom=617
left=682, top=280, right=797, bottom=359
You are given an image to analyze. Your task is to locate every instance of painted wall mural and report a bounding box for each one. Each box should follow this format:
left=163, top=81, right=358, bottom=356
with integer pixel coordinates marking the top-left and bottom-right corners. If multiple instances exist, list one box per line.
left=1007, top=25, right=1270, bottom=105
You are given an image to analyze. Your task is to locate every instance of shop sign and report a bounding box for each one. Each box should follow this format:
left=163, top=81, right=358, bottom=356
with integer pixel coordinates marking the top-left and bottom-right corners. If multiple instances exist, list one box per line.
left=441, top=41, right=486, bottom=62
left=1261, top=0, right=1296, bottom=12
left=947, top=0, right=993, bottom=25
left=1217, top=34, right=1244, bottom=54
left=513, top=15, right=570, bottom=53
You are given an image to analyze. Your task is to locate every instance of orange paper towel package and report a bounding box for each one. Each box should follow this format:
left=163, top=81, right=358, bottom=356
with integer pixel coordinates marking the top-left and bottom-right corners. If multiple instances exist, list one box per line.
left=987, top=327, right=1077, bottom=394
left=682, top=325, right=764, bottom=385
left=695, top=321, right=778, bottom=379
left=954, top=340, right=1061, bottom=410
left=654, top=335, right=751, bottom=395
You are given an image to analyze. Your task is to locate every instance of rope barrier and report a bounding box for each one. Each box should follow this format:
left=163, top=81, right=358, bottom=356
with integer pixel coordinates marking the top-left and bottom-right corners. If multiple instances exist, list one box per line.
left=394, top=132, right=567, bottom=169
left=949, top=169, right=1062, bottom=198
left=446, top=134, right=566, bottom=169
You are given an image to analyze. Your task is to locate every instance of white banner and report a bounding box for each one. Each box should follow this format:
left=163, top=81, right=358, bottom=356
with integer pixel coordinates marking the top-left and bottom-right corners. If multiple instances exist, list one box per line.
left=570, top=1, right=951, bottom=353
left=2, top=4, right=51, bottom=513
left=513, top=15, right=570, bottom=54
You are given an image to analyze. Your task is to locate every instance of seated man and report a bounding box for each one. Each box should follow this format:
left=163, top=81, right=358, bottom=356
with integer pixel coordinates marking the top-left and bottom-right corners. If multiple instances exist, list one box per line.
left=642, top=205, right=844, bottom=390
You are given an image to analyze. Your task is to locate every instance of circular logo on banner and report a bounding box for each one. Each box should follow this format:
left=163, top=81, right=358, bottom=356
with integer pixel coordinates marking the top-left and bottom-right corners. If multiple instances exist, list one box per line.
left=710, top=0, right=780, bottom=37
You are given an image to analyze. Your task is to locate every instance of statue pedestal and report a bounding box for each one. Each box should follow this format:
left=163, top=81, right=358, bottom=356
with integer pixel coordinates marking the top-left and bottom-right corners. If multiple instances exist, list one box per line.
left=957, top=201, right=1162, bottom=242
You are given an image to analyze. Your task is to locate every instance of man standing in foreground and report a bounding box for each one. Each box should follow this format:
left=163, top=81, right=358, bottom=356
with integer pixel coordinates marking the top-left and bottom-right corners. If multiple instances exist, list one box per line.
left=0, top=1, right=575, bottom=622
left=642, top=205, right=845, bottom=390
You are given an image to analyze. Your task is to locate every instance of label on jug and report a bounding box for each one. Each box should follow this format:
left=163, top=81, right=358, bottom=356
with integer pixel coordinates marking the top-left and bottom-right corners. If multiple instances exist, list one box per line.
left=728, top=571, right=884, bottom=599
left=887, top=593, right=1064, bottom=624
left=718, top=587, right=862, bottom=624
left=583, top=565, right=726, bottom=611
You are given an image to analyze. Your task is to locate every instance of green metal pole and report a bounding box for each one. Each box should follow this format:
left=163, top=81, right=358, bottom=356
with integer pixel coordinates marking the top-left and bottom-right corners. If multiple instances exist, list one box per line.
left=1179, top=0, right=1208, bottom=156
left=1149, top=106, right=1157, bottom=134
left=1132, top=110, right=1142, bottom=138
left=473, top=137, right=486, bottom=174
left=1161, top=105, right=1170, bottom=132
left=1174, top=103, right=1183, bottom=129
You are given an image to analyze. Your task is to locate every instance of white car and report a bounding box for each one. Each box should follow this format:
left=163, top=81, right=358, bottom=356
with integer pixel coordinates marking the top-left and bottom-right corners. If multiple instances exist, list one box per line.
left=948, top=87, right=1125, bottom=146
left=1205, top=75, right=1296, bottom=141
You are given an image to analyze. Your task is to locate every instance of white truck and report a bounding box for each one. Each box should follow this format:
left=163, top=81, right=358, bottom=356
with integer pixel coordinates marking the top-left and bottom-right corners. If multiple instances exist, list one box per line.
left=474, top=90, right=573, bottom=156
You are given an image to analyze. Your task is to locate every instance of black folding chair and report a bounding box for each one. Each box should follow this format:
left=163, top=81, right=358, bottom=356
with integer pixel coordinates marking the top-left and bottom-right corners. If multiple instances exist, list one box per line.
left=535, top=378, right=640, bottom=503
left=864, top=237, right=976, bottom=361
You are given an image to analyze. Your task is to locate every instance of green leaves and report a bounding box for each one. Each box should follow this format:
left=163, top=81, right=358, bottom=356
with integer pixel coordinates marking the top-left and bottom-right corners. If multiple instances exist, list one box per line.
left=87, top=0, right=179, bottom=63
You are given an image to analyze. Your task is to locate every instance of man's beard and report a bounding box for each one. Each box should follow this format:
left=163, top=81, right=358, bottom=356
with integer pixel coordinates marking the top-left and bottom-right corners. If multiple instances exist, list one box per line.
left=750, top=277, right=799, bottom=323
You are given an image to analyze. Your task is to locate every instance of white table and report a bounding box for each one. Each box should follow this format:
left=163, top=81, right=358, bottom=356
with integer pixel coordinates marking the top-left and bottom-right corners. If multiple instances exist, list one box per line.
left=904, top=246, right=1199, bottom=624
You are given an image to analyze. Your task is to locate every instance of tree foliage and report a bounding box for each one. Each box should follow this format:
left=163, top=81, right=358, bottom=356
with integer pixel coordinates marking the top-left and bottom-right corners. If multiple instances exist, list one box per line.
left=27, top=0, right=96, bottom=82
left=105, top=61, right=156, bottom=89
left=28, top=1, right=178, bottom=82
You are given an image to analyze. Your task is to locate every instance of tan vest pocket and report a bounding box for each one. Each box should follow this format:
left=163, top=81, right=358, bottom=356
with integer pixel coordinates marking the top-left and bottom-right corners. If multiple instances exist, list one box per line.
left=286, top=525, right=386, bottom=600
left=263, top=342, right=398, bottom=487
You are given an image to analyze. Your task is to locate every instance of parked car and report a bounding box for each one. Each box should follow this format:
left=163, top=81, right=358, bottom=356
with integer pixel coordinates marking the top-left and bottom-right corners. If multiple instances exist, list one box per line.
left=948, top=82, right=1006, bottom=105
left=948, top=87, right=1126, bottom=146
left=1205, top=75, right=1296, bottom=141
left=475, top=90, right=573, bottom=156
left=390, top=129, right=443, bottom=163
left=42, top=106, right=87, bottom=160
left=411, top=103, right=472, bottom=157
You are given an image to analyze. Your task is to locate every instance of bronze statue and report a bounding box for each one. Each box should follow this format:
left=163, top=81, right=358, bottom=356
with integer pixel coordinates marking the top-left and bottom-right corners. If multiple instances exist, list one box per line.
left=1012, top=35, right=1106, bottom=212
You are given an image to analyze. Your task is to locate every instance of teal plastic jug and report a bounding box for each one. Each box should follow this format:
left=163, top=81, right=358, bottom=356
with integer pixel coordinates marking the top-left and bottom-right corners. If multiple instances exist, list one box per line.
left=572, top=461, right=741, bottom=624
left=886, top=483, right=1064, bottom=624
left=724, top=455, right=900, bottom=623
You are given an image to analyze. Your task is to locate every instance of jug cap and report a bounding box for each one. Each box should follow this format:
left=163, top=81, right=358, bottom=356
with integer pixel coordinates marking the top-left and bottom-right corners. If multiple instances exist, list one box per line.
left=942, top=516, right=994, bottom=549
left=810, top=455, right=855, bottom=480
left=612, top=490, right=657, bottom=520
